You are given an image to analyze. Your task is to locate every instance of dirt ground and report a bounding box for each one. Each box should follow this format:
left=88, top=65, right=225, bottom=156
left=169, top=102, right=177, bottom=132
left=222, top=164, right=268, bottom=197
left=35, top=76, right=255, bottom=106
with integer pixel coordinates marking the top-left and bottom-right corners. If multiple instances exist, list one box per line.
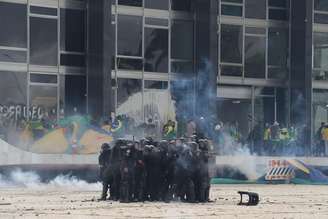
left=0, top=184, right=328, bottom=219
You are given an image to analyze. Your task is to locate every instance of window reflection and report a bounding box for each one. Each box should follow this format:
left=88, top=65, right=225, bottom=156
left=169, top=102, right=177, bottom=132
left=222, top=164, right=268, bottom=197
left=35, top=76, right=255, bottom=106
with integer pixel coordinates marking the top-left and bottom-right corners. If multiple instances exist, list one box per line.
left=0, top=71, right=27, bottom=106
left=245, top=30, right=266, bottom=78
left=0, top=2, right=27, bottom=48
left=117, top=15, right=142, bottom=57
left=144, top=28, right=168, bottom=73
left=220, top=24, right=243, bottom=64
left=268, top=28, right=288, bottom=79
left=30, top=17, right=58, bottom=66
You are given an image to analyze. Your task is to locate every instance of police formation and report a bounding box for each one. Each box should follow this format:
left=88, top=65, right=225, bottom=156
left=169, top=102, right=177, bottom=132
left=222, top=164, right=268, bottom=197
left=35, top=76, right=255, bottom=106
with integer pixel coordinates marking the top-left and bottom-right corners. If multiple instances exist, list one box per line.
left=98, top=137, right=212, bottom=203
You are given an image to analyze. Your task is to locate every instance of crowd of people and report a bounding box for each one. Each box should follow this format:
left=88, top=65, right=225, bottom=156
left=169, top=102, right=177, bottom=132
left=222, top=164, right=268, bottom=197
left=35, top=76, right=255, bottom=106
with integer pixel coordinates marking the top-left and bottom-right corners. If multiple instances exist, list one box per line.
left=98, top=137, right=213, bottom=203
left=247, top=122, right=307, bottom=156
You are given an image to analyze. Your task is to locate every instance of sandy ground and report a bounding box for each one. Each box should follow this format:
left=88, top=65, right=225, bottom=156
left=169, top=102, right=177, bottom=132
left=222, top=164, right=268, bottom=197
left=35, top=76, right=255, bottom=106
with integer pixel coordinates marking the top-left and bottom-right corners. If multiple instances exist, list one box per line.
left=0, top=184, right=328, bottom=219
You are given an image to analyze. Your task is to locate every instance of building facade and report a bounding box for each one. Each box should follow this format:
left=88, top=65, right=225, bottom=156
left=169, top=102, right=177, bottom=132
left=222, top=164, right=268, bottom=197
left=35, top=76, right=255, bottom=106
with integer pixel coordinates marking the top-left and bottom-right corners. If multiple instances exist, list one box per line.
left=0, top=0, right=326, bottom=153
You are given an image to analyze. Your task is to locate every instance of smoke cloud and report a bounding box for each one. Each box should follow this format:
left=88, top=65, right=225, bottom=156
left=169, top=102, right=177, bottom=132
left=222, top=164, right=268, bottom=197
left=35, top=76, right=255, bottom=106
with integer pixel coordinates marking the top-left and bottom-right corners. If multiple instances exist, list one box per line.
left=0, top=169, right=101, bottom=191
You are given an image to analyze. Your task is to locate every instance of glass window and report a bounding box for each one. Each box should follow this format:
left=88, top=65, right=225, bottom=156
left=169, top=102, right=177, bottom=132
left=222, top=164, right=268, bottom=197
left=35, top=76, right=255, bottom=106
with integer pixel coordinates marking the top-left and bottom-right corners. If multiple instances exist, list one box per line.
left=171, top=20, right=193, bottom=60
left=117, top=15, right=142, bottom=57
left=29, top=85, right=57, bottom=116
left=268, top=28, right=288, bottom=66
left=60, top=9, right=85, bottom=52
left=60, top=54, right=85, bottom=67
left=144, top=28, right=168, bottom=73
left=269, top=9, right=288, bottom=20
left=0, top=2, right=27, bottom=48
left=221, top=5, right=243, bottom=16
left=314, top=0, right=328, bottom=11
left=145, top=18, right=169, bottom=26
left=220, top=65, right=243, bottom=77
left=0, top=49, right=26, bottom=63
left=220, top=24, right=243, bottom=64
left=30, top=6, right=57, bottom=16
left=144, top=80, right=168, bottom=89
left=268, top=0, right=287, bottom=7
left=245, top=0, right=266, bottom=19
left=30, top=74, right=57, bottom=84
left=0, top=71, right=27, bottom=106
left=145, top=0, right=169, bottom=10
left=171, top=61, right=193, bottom=74
left=117, top=78, right=143, bottom=125
left=314, top=13, right=328, bottom=24
left=171, top=0, right=191, bottom=11
left=117, top=58, right=143, bottom=70
left=30, top=17, right=58, bottom=66
left=245, top=35, right=266, bottom=78
left=61, top=75, right=86, bottom=115
left=313, top=32, right=328, bottom=80
left=118, top=0, right=142, bottom=7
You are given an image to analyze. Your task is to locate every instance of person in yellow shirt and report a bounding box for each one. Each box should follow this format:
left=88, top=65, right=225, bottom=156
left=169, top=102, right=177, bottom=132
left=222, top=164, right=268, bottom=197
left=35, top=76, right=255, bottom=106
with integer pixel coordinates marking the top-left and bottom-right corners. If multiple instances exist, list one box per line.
left=321, top=125, right=328, bottom=156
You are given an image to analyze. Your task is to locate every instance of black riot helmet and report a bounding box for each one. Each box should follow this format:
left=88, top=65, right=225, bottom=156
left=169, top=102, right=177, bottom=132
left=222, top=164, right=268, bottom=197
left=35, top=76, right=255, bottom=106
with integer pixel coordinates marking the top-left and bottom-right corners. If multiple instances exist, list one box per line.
left=101, top=143, right=110, bottom=152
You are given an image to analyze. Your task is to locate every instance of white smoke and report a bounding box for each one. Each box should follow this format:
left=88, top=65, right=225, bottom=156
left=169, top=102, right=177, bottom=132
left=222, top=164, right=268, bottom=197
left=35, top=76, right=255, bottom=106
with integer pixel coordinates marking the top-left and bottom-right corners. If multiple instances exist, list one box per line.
left=0, top=169, right=101, bottom=191
left=217, top=130, right=260, bottom=180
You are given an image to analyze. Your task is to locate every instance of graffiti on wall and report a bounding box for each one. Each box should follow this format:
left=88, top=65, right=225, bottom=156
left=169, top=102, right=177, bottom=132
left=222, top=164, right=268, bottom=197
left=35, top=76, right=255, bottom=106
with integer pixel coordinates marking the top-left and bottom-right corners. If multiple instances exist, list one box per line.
left=0, top=105, right=43, bottom=121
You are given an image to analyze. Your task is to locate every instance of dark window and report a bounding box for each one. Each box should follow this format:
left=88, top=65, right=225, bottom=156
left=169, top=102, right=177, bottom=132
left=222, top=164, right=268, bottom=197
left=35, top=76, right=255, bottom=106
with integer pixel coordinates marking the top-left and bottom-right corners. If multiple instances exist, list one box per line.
left=117, top=58, right=143, bottom=70
left=0, top=2, right=27, bottom=48
left=268, top=28, right=288, bottom=67
left=144, top=80, right=168, bottom=89
left=0, top=50, right=26, bottom=63
left=221, top=5, right=243, bottom=16
left=118, top=0, right=142, bottom=7
left=220, top=24, right=243, bottom=64
left=60, top=9, right=85, bottom=52
left=171, top=0, right=191, bottom=11
left=145, top=18, right=168, bottom=26
left=269, top=9, right=288, bottom=20
left=30, top=74, right=57, bottom=84
left=268, top=0, right=287, bottom=7
left=314, top=13, right=328, bottom=24
left=30, top=17, right=58, bottom=66
left=245, top=0, right=266, bottom=19
left=60, top=54, right=85, bottom=67
left=245, top=35, right=266, bottom=78
left=62, top=75, right=86, bottom=115
left=220, top=65, right=242, bottom=77
left=0, top=71, right=27, bottom=106
left=145, top=0, right=169, bottom=10
left=171, top=61, right=193, bottom=74
left=171, top=20, right=193, bottom=60
left=30, top=6, right=57, bottom=16
left=222, top=0, right=243, bottom=3
left=144, top=28, right=168, bottom=73
left=117, top=15, right=142, bottom=57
